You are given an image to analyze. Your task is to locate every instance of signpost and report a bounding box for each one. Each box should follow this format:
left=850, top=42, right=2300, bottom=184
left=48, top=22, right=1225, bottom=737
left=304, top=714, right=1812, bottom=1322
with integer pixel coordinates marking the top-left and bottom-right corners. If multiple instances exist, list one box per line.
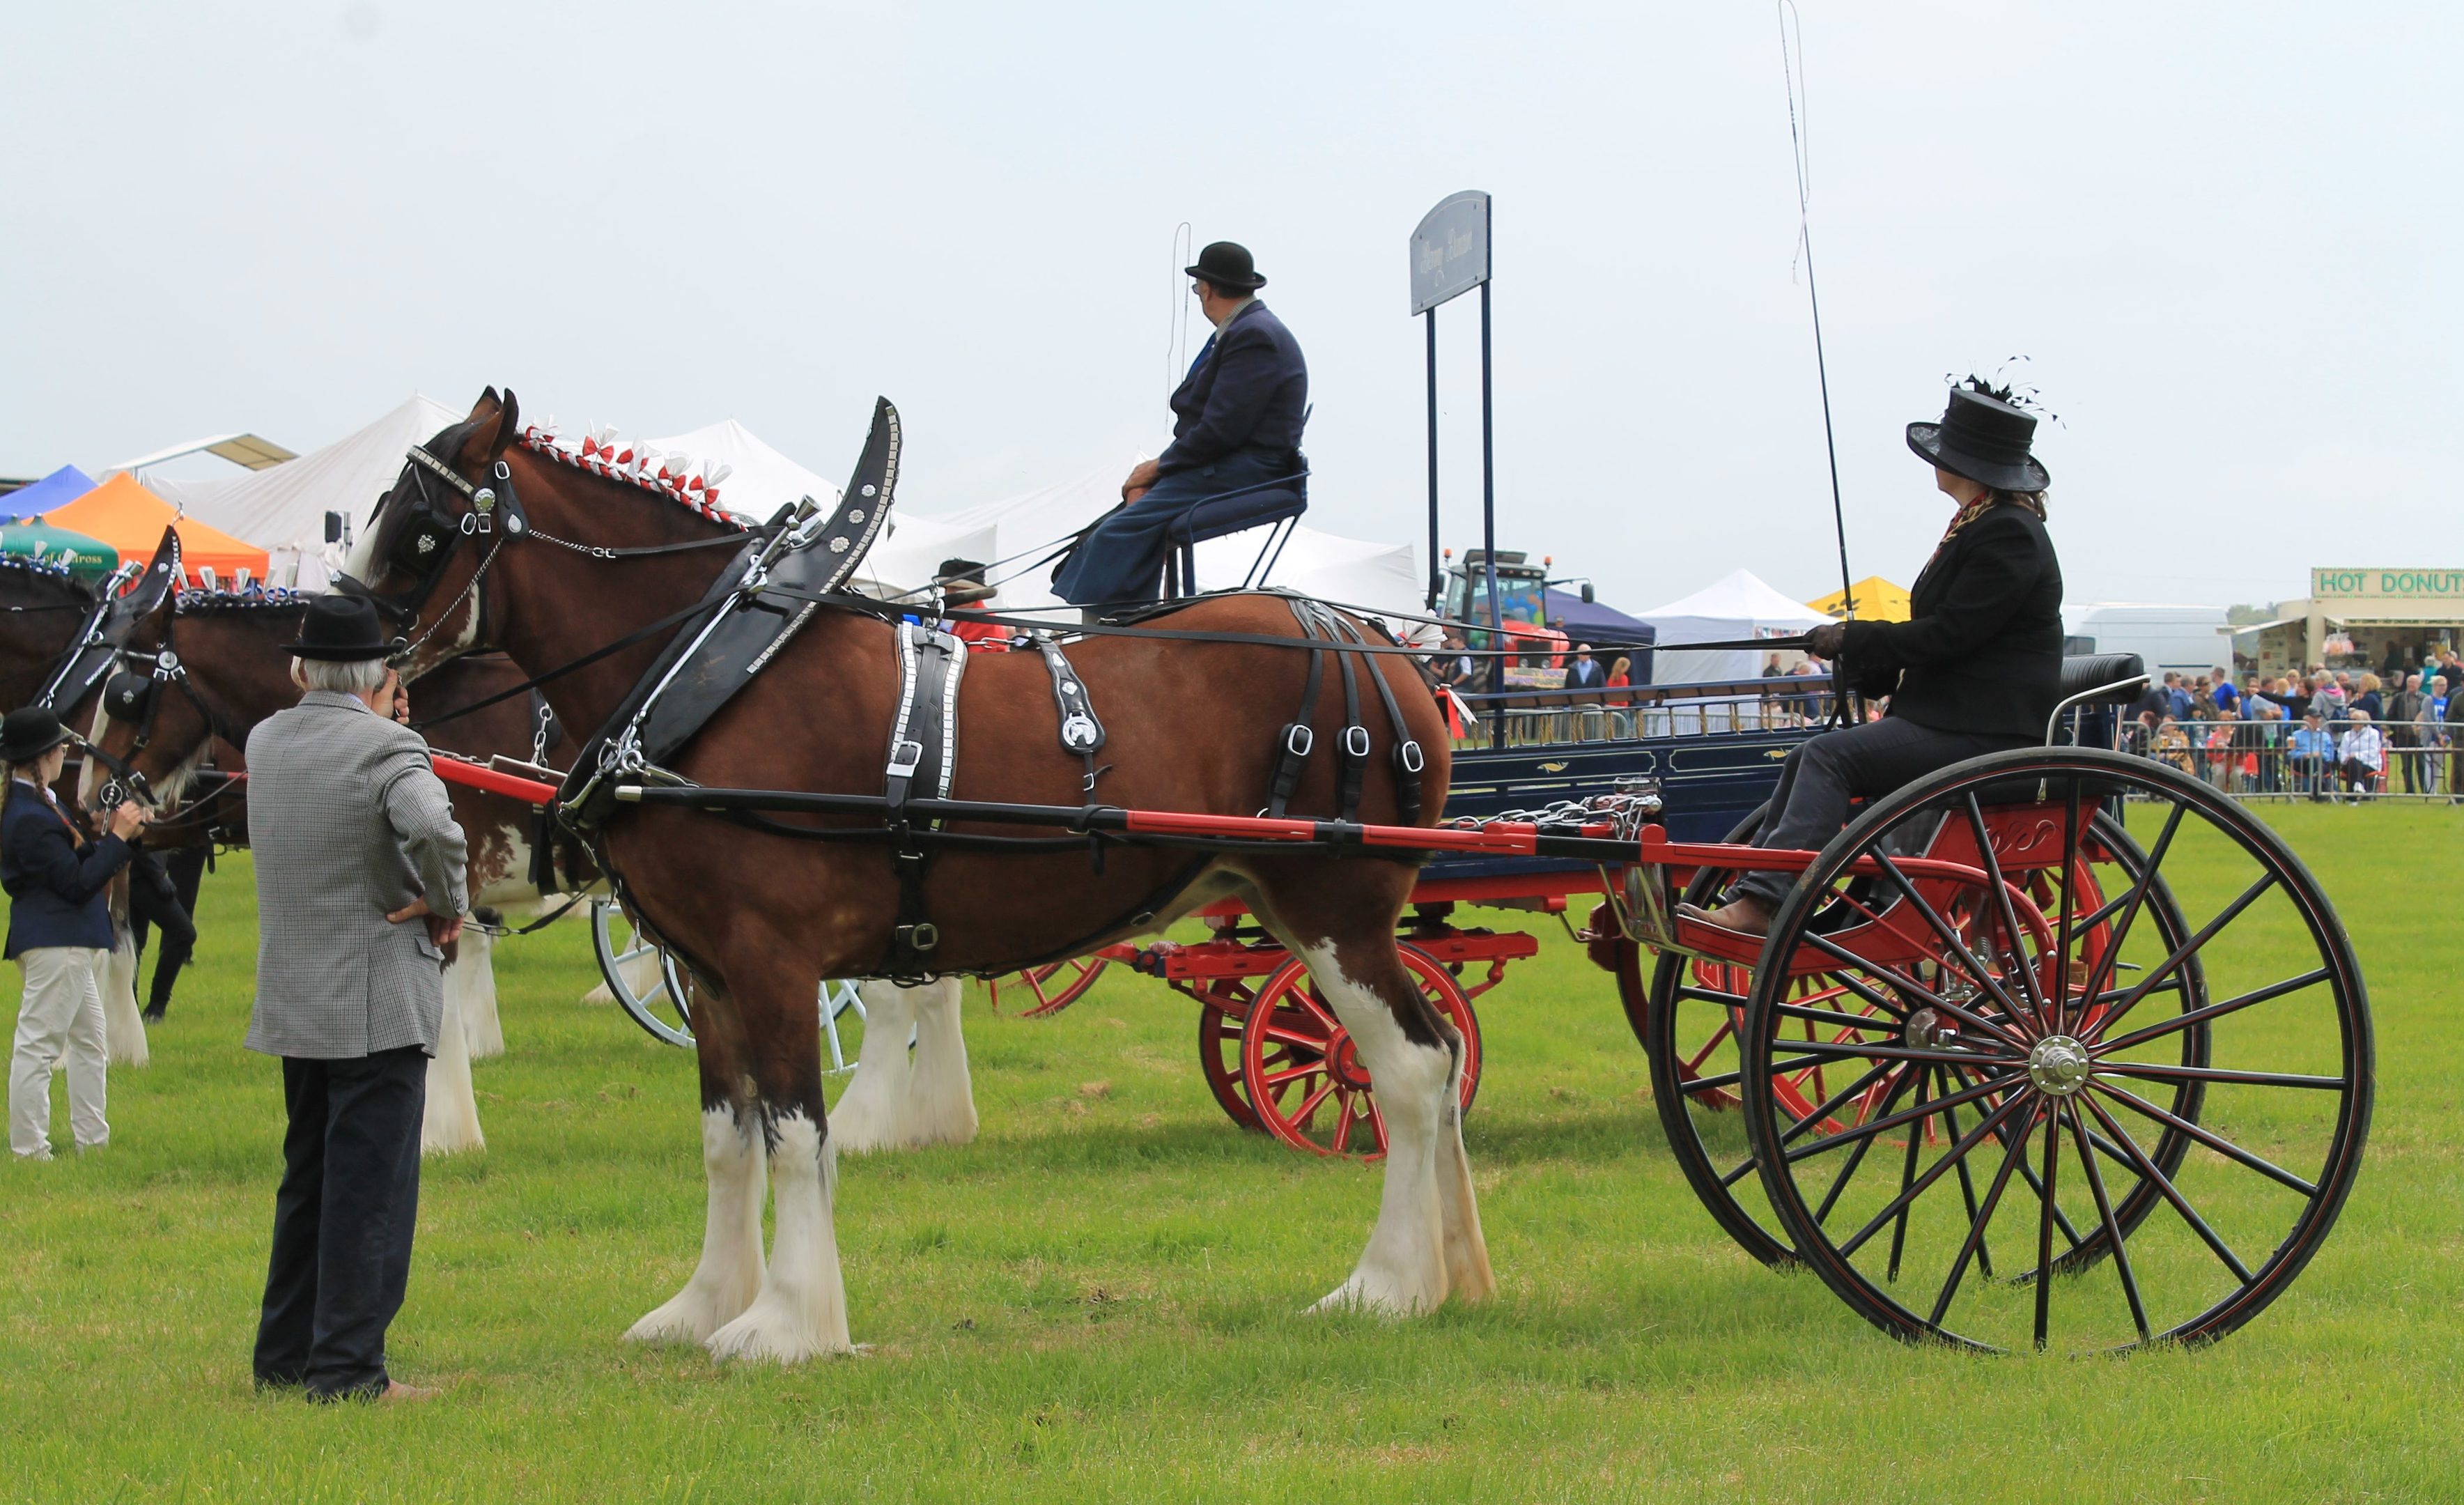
left=1411, top=190, right=1498, bottom=739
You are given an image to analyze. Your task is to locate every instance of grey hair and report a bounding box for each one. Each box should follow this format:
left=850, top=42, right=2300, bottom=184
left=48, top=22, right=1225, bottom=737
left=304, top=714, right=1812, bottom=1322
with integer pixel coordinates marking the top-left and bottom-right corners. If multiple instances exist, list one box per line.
left=293, top=656, right=389, bottom=694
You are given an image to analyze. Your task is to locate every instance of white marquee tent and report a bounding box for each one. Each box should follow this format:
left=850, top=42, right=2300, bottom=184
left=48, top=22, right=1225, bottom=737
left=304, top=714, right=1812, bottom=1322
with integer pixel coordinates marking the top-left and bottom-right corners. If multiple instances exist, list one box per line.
left=890, top=458, right=1420, bottom=622
left=146, top=394, right=463, bottom=589
left=1635, top=568, right=1836, bottom=685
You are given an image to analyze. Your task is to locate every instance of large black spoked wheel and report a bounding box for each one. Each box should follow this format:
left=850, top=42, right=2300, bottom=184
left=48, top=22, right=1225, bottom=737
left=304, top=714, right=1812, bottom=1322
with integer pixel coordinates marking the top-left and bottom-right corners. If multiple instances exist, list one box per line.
left=1742, top=746, right=2371, bottom=1352
left=1651, top=802, right=2202, bottom=1271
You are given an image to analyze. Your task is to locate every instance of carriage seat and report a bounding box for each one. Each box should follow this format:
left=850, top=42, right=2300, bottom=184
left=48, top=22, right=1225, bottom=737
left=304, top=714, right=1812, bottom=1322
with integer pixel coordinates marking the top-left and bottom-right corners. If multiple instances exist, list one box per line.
left=1163, top=480, right=1310, bottom=599
left=2059, top=652, right=2147, bottom=705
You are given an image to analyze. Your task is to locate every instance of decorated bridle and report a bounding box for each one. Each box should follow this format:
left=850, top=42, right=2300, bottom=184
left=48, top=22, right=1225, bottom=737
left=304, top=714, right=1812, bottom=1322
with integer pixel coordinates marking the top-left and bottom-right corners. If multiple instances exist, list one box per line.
left=87, top=598, right=254, bottom=812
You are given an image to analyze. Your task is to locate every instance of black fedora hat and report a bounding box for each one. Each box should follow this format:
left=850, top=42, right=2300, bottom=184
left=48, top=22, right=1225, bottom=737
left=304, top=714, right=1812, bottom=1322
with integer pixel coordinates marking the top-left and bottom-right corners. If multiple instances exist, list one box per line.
left=1185, top=240, right=1266, bottom=291
left=1907, top=387, right=2050, bottom=493
left=284, top=594, right=395, bottom=661
left=0, top=705, right=75, bottom=766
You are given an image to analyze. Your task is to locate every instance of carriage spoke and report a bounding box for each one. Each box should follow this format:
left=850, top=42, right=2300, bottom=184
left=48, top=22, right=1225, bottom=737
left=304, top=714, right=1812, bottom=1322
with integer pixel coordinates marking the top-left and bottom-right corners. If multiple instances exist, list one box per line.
left=1687, top=1051, right=1835, bottom=1096
left=1927, top=1102, right=2038, bottom=1327
left=2093, top=968, right=2331, bottom=1057
left=1769, top=1037, right=2020, bottom=1068
left=1867, top=851, right=2039, bottom=1035
left=1836, top=1089, right=2033, bottom=1259
left=1332, top=1090, right=1358, bottom=1153
left=2093, top=872, right=2279, bottom=1040
left=2075, top=801, right=2187, bottom=1011
left=1801, top=930, right=2027, bottom=1054
left=2068, top=1099, right=2151, bottom=1343
left=1961, top=793, right=2054, bottom=1029
left=2094, top=1060, right=2346, bottom=1092
left=1776, top=1058, right=1897, bottom=1148
left=1288, top=1076, right=1337, bottom=1127
left=1769, top=1001, right=1903, bottom=1034
left=1813, top=1066, right=1920, bottom=1227
left=2031, top=1090, right=2061, bottom=1348
left=1935, top=1079, right=1994, bottom=1279
left=1887, top=1065, right=1934, bottom=1281
left=2089, top=1081, right=2320, bottom=1196
left=2079, top=1092, right=2254, bottom=1285
left=1789, top=1066, right=2028, bottom=1164
left=1680, top=1010, right=1740, bottom=1077
left=2052, top=783, right=2084, bottom=1037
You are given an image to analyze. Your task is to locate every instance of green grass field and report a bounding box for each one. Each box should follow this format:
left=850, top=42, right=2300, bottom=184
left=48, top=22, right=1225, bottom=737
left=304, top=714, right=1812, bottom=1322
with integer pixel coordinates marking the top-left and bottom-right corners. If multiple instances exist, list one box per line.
left=1, top=803, right=2454, bottom=1502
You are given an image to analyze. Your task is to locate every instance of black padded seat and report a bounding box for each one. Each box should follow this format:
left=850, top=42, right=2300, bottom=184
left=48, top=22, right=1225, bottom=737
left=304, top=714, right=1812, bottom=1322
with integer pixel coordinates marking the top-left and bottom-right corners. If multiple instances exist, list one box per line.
left=1163, top=484, right=1309, bottom=599
left=2059, top=652, right=2148, bottom=704
left=1164, top=487, right=1308, bottom=549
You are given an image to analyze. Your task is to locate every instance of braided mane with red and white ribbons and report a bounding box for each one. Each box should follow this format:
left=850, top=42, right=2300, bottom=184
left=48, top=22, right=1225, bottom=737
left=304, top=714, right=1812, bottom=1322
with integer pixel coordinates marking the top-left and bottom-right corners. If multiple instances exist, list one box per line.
left=517, top=421, right=746, bottom=530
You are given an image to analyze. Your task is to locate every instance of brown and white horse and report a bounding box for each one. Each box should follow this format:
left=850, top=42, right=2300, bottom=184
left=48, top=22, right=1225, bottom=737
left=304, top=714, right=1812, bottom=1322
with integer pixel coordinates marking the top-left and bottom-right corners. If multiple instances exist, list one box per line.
left=351, top=389, right=1489, bottom=1361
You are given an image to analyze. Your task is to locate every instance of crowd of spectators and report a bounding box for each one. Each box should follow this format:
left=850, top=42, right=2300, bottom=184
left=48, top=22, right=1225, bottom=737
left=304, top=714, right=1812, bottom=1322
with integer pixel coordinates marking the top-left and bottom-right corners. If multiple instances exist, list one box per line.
left=2125, top=655, right=2464, bottom=801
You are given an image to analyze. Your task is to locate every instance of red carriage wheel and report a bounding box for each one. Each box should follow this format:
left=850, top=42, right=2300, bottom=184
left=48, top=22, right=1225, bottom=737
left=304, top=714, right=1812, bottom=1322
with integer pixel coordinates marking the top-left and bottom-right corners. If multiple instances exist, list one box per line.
left=1239, top=946, right=1482, bottom=1160
left=980, top=956, right=1110, bottom=1017
left=1191, top=974, right=1271, bottom=1132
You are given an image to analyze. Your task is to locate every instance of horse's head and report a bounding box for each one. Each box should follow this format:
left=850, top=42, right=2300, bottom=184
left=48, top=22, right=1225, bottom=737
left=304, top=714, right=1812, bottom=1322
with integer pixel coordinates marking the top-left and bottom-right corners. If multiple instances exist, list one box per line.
left=346, top=385, right=525, bottom=679
left=81, top=533, right=250, bottom=812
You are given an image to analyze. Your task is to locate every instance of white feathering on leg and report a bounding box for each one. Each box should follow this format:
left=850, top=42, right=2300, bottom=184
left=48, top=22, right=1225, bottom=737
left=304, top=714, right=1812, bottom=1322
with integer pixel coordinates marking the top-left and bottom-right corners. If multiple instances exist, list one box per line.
left=99, top=933, right=148, bottom=1068
left=627, top=1106, right=766, bottom=1344
left=901, top=978, right=977, bottom=1148
left=706, top=1110, right=851, bottom=1363
left=828, top=980, right=915, bottom=1154
left=421, top=964, right=486, bottom=1155
left=460, top=927, right=504, bottom=1058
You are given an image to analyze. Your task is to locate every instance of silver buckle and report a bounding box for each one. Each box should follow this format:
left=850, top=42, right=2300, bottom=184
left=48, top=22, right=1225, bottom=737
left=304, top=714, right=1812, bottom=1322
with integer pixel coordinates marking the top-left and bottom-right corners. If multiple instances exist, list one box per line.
left=887, top=738, right=925, bottom=778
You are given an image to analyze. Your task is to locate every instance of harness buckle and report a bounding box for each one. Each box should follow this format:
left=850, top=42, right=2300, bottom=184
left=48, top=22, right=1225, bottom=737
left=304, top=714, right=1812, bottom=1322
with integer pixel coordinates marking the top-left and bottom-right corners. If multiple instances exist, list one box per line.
left=897, top=921, right=940, bottom=952
left=887, top=738, right=925, bottom=778
left=1283, top=723, right=1315, bottom=758
left=1400, top=739, right=1426, bottom=773
left=1342, top=725, right=1372, bottom=759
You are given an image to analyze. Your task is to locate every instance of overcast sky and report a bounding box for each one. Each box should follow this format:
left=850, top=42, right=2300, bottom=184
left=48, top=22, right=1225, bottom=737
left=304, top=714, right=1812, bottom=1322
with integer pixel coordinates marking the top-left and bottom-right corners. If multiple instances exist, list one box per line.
left=3, top=2, right=2453, bottom=614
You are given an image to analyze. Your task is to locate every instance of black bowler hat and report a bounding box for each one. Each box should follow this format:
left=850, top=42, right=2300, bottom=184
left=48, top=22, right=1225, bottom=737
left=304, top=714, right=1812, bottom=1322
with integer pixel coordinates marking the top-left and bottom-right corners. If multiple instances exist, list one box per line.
left=284, top=594, right=394, bottom=661
left=0, top=706, right=74, bottom=765
left=1185, top=240, right=1267, bottom=291
left=1907, top=387, right=2050, bottom=492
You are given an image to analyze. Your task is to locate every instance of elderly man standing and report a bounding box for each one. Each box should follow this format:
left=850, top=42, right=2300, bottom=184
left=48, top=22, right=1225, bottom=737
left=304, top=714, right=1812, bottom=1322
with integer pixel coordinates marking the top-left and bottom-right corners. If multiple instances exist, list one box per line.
left=247, top=595, right=467, bottom=1403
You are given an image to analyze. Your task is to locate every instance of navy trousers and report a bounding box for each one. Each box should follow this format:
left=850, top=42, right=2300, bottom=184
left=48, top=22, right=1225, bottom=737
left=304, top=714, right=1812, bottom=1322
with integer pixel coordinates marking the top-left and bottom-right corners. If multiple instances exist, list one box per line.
left=254, top=1045, right=426, bottom=1400
left=1053, top=450, right=1291, bottom=607
left=1735, top=716, right=2031, bottom=904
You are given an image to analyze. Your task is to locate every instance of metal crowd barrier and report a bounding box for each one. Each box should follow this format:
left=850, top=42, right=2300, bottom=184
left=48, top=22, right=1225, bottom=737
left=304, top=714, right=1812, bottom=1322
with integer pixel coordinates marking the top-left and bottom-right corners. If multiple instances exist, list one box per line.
left=1452, top=674, right=1839, bottom=748
left=2116, top=715, right=2464, bottom=801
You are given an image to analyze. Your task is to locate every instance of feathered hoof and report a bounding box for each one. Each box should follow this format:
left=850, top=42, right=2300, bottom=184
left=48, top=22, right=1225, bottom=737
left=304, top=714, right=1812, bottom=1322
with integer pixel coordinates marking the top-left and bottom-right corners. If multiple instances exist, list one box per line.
left=625, top=1283, right=749, bottom=1347
left=704, top=1297, right=852, bottom=1365
left=1308, top=1271, right=1439, bottom=1319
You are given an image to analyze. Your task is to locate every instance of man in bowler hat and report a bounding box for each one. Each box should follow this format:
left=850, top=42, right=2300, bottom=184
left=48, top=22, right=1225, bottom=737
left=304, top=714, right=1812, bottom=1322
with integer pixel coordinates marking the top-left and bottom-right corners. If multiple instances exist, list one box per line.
left=1054, top=240, right=1308, bottom=608
left=247, top=594, right=468, bottom=1402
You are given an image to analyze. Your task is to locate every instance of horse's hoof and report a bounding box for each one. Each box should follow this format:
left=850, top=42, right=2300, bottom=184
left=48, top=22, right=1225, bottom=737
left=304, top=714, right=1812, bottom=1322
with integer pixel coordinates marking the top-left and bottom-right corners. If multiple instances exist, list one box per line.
left=1307, top=1274, right=1434, bottom=1318
left=706, top=1299, right=851, bottom=1365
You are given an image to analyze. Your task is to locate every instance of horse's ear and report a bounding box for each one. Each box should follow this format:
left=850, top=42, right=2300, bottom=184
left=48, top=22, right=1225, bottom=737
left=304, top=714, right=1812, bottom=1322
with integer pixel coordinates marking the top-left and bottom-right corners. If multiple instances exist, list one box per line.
left=455, top=386, right=519, bottom=470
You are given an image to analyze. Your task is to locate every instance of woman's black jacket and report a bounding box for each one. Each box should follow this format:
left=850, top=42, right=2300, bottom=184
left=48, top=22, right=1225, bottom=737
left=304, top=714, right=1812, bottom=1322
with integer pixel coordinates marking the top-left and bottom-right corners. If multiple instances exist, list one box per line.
left=1838, top=503, right=2064, bottom=740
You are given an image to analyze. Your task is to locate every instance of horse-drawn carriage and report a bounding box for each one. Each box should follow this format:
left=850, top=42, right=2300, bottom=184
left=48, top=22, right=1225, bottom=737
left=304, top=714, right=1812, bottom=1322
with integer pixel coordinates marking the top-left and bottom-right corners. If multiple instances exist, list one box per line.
left=80, top=390, right=2369, bottom=1359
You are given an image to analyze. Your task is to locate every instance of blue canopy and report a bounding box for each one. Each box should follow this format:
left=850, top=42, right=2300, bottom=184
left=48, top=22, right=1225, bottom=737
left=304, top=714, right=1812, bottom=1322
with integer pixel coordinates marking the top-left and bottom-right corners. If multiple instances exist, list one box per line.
left=1544, top=587, right=1656, bottom=646
left=0, top=465, right=98, bottom=525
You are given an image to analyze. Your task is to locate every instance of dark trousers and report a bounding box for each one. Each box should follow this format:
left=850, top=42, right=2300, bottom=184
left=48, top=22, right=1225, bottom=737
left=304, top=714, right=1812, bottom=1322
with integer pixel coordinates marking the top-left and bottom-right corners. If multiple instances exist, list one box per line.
left=254, top=1046, right=427, bottom=1400
left=129, top=847, right=203, bottom=1015
left=1737, top=716, right=2032, bottom=904
left=1052, top=450, right=1291, bottom=606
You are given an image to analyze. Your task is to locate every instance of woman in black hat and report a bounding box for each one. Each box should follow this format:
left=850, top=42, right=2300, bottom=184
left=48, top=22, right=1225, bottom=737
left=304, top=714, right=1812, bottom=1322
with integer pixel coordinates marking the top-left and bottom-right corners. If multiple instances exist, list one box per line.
left=1682, top=380, right=2064, bottom=937
left=3, top=706, right=146, bottom=1159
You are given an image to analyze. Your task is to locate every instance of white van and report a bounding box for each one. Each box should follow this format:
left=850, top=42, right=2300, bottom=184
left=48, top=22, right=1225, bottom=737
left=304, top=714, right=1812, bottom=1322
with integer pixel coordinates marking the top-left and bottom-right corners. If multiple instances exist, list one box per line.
left=2066, top=603, right=2236, bottom=678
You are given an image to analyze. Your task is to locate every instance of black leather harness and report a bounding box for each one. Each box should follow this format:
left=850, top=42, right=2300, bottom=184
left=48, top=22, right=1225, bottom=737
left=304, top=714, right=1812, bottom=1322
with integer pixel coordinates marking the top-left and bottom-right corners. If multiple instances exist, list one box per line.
left=883, top=623, right=966, bottom=979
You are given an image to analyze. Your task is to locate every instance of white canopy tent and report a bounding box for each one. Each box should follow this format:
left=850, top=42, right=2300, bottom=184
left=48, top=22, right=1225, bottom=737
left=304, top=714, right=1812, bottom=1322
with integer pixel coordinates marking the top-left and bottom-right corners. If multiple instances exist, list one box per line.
left=147, top=394, right=462, bottom=590
left=1636, top=568, right=1836, bottom=685
left=892, top=458, right=1420, bottom=623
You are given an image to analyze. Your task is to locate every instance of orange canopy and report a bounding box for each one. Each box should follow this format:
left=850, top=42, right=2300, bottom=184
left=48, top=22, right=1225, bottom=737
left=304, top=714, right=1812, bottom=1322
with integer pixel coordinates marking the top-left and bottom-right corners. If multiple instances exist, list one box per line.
left=43, top=473, right=270, bottom=587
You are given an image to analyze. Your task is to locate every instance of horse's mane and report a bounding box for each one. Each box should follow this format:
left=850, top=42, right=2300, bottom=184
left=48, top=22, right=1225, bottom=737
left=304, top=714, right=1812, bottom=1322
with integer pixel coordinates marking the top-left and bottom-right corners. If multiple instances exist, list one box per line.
left=174, top=589, right=309, bottom=617
left=0, top=553, right=97, bottom=601
left=516, top=422, right=749, bottom=531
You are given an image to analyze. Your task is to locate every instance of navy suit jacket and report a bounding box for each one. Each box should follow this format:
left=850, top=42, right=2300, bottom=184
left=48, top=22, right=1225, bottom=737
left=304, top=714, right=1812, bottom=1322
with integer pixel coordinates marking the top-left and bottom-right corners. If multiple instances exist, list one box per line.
left=0, top=781, right=130, bottom=957
left=1157, top=300, right=1308, bottom=477
left=1838, top=504, right=2063, bottom=739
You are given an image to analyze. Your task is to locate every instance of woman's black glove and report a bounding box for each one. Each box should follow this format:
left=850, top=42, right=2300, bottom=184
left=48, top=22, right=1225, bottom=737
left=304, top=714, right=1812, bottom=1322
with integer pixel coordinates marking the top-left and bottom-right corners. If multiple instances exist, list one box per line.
left=1806, top=622, right=1847, bottom=659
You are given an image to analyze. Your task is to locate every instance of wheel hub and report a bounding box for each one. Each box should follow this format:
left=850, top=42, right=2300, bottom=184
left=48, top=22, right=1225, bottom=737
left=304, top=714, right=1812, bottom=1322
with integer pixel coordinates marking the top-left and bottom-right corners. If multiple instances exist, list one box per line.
left=2027, top=1034, right=2092, bottom=1096
left=1329, top=1032, right=1372, bottom=1090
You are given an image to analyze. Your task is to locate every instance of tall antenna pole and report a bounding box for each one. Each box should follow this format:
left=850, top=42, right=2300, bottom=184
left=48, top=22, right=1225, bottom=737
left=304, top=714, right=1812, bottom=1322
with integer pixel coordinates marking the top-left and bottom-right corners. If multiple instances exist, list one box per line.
left=1781, top=1, right=1855, bottom=619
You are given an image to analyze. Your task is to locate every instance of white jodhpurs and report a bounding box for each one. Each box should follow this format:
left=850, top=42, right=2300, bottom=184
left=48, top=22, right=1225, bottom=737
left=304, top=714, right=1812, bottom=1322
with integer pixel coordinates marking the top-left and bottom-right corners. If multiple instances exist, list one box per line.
left=9, top=946, right=109, bottom=1159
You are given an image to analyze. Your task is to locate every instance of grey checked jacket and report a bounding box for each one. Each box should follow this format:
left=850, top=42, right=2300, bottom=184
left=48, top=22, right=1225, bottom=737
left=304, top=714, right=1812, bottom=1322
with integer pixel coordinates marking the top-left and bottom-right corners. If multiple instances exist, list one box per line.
left=244, top=690, right=470, bottom=1060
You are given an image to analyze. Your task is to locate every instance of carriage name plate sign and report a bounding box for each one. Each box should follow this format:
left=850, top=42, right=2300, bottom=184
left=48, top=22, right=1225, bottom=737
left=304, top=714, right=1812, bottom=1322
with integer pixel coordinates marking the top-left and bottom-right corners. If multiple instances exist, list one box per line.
left=1409, top=190, right=1491, bottom=315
